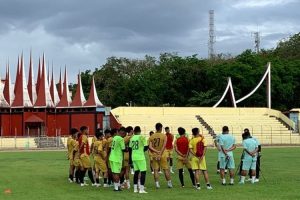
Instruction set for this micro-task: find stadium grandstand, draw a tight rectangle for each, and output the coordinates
[111,107,300,146]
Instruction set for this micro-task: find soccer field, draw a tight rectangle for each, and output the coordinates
[1,148,300,200]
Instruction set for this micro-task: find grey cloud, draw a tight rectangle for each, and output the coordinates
[0,0,299,82]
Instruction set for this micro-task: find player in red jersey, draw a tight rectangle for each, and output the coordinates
[174,127,195,187]
[165,127,174,173]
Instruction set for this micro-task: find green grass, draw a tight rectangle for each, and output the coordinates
[0,148,300,200]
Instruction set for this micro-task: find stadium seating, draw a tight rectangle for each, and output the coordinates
[111,107,300,145]
[0,137,37,149]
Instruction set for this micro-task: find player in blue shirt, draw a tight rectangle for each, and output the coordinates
[219,126,236,185]
[239,130,258,184]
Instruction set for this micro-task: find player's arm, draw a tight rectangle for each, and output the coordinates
[159,135,167,156]
[174,140,184,157]
[227,144,236,152]
[149,139,160,154]
[221,145,228,156]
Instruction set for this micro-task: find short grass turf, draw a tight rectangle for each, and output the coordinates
[1,148,300,200]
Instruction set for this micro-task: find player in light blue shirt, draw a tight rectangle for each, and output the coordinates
[219,126,236,185]
[239,130,258,184]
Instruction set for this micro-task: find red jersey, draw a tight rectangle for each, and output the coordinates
[166,133,174,150]
[79,134,90,155]
[176,136,189,155]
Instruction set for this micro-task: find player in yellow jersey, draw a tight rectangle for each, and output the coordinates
[148,131,154,174]
[105,129,114,186]
[93,129,109,187]
[149,123,172,188]
[90,132,98,175]
[78,126,96,186]
[73,129,82,184]
[121,126,133,189]
[67,128,77,183]
[189,128,212,190]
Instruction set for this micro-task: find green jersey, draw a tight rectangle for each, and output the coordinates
[109,135,125,163]
[129,135,147,161]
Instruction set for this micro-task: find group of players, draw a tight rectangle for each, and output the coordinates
[66,123,261,193]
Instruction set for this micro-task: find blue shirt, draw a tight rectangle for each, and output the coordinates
[219,134,235,158]
[242,137,258,161]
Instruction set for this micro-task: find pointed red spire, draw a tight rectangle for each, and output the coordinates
[14,56,20,95]
[0,63,10,107]
[50,66,60,106]
[85,76,103,107]
[56,66,71,107]
[57,68,63,98]
[11,53,33,107]
[3,62,14,105]
[34,54,54,108]
[27,51,37,104]
[71,73,86,107]
[36,57,41,94]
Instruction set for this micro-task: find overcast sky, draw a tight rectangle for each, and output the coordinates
[0,0,299,83]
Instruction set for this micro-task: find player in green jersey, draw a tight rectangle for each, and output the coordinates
[109,127,126,191]
[129,126,148,194]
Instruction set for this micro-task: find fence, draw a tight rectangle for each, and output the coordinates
[0,128,299,150]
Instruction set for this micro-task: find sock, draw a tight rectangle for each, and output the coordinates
[134,184,138,191]
[188,169,195,186]
[134,171,139,185]
[88,170,95,184]
[76,170,81,183]
[141,171,146,186]
[140,185,144,191]
[251,176,256,183]
[114,182,118,190]
[138,179,141,187]
[69,174,73,180]
[170,158,173,167]
[120,176,124,184]
[82,170,87,184]
[179,169,184,186]
[96,178,100,184]
[222,178,226,184]
[240,176,245,183]
[155,181,160,187]
[230,178,234,184]
[197,183,200,188]
[104,178,107,184]
[167,180,172,185]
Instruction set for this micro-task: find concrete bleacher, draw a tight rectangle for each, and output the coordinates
[0,137,37,149]
[111,107,300,145]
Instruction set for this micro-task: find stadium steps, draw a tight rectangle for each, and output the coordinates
[34,137,65,148]
[269,115,294,130]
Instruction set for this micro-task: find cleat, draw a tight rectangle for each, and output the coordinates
[207,185,213,190]
[221,183,226,186]
[255,179,259,183]
[68,178,73,183]
[239,182,245,185]
[139,190,148,194]
[229,183,234,186]
[196,187,201,190]
[134,189,138,193]
[103,184,109,188]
